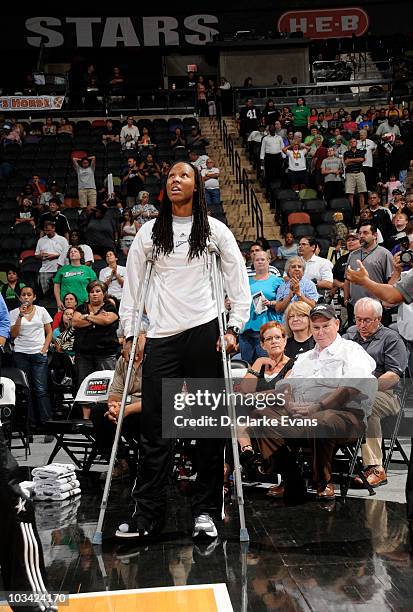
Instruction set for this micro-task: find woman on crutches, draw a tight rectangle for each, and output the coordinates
[117,161,250,541]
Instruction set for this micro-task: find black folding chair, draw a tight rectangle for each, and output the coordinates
[381,375,410,471]
[333,435,376,498]
[45,370,115,472]
[1,368,31,460]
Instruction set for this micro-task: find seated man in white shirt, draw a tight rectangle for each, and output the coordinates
[249,304,376,501]
[298,236,333,301]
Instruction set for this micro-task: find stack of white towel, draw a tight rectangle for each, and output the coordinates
[31,463,81,502]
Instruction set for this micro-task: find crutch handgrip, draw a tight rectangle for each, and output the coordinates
[207,241,220,255]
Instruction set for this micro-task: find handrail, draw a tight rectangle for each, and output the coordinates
[216,117,263,239]
[250,189,264,237]
[242,168,250,217]
[234,150,241,186]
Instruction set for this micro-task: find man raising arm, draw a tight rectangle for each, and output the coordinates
[346,252,411,305]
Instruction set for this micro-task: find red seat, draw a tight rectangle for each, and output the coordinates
[19,249,36,262]
[287,212,311,227]
[71,150,87,160]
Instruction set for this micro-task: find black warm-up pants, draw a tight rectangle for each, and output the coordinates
[133,319,225,526]
[0,427,56,611]
[264,153,284,186]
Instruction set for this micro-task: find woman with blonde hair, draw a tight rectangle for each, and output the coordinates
[284,301,314,358]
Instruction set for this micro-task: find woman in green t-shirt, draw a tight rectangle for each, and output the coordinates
[53,246,97,309]
[291,97,311,137]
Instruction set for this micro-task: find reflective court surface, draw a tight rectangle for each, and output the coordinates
[4,464,413,612]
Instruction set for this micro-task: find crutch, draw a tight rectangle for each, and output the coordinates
[208,242,249,543]
[93,251,154,545]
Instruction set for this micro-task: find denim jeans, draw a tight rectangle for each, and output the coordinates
[205,189,221,206]
[399,169,408,186]
[13,352,52,427]
[239,330,267,365]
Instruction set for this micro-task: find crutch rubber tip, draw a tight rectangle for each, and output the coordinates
[92,531,103,545]
[239,528,250,543]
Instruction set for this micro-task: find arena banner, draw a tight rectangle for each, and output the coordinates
[0,3,411,49]
[0,95,65,111]
[277,7,370,40]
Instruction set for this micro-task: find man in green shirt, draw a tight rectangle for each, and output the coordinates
[291,97,311,136]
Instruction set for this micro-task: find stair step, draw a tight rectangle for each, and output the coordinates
[199,117,284,241]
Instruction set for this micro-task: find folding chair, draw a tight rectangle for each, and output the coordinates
[45,370,115,472]
[285,430,375,500]
[333,436,376,498]
[1,368,31,460]
[48,352,76,419]
[381,374,410,471]
[0,376,16,444]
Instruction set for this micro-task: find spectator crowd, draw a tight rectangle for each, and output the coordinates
[0,101,412,505]
[240,97,413,208]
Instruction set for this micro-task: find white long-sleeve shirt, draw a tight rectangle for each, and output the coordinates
[260,134,284,159]
[288,334,377,419]
[120,216,251,338]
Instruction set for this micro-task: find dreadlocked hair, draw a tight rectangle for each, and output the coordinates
[151,161,211,260]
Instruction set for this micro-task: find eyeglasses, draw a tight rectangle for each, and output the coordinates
[355,317,378,325]
[299,242,310,247]
[288,314,309,320]
[262,335,284,343]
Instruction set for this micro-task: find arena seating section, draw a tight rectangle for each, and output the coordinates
[0,116,228,281]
